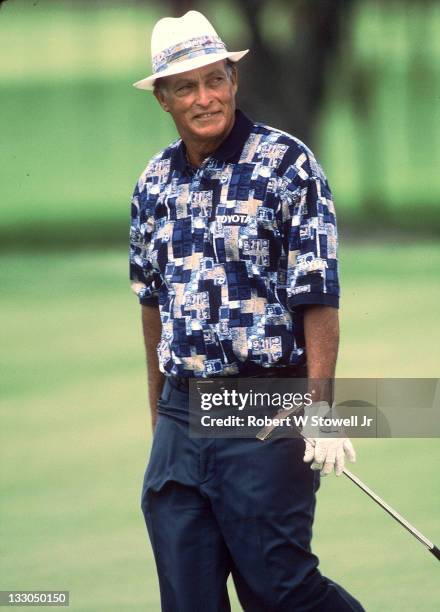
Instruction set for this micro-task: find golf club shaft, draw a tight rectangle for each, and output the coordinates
[256,411,439,561]
[302,436,440,561]
[341,467,439,558]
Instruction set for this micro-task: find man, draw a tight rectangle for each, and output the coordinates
[130,10,363,612]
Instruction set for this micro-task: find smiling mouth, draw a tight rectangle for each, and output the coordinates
[193,111,220,120]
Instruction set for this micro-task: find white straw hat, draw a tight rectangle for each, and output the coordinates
[133,10,249,91]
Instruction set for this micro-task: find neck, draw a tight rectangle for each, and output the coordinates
[184,121,235,168]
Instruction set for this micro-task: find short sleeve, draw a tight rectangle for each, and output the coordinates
[283,151,340,309]
[129,172,163,307]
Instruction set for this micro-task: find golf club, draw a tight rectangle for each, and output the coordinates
[340,464,440,561]
[256,418,440,563]
[303,436,440,562]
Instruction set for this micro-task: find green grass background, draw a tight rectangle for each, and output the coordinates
[1,245,439,611]
[1,1,440,610]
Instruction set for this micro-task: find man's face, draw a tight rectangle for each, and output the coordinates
[154,60,238,146]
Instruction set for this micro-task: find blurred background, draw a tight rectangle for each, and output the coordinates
[1,1,439,610]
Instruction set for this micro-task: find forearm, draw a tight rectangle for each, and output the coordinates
[301,306,356,474]
[141,304,165,432]
[303,305,339,402]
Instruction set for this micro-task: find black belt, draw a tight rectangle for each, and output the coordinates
[168,364,307,393]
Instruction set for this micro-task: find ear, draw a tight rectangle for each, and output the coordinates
[154,87,170,112]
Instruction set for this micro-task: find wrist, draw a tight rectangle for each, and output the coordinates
[303,401,344,438]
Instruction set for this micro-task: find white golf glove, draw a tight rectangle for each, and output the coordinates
[303,437,356,476]
[302,402,356,476]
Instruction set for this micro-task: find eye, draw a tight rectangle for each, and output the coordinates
[176,84,192,95]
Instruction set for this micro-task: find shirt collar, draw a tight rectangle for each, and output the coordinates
[171,109,254,172]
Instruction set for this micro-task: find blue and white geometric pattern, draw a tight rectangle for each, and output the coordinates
[130,111,339,377]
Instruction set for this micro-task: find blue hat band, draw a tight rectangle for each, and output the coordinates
[153,35,227,74]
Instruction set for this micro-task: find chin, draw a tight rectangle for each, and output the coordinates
[204,125,225,138]
[197,118,227,138]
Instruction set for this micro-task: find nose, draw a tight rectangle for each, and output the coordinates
[195,83,212,107]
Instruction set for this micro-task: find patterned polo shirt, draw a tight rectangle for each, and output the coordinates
[130,110,339,377]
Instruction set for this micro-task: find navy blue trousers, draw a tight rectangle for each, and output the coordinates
[141,379,364,612]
